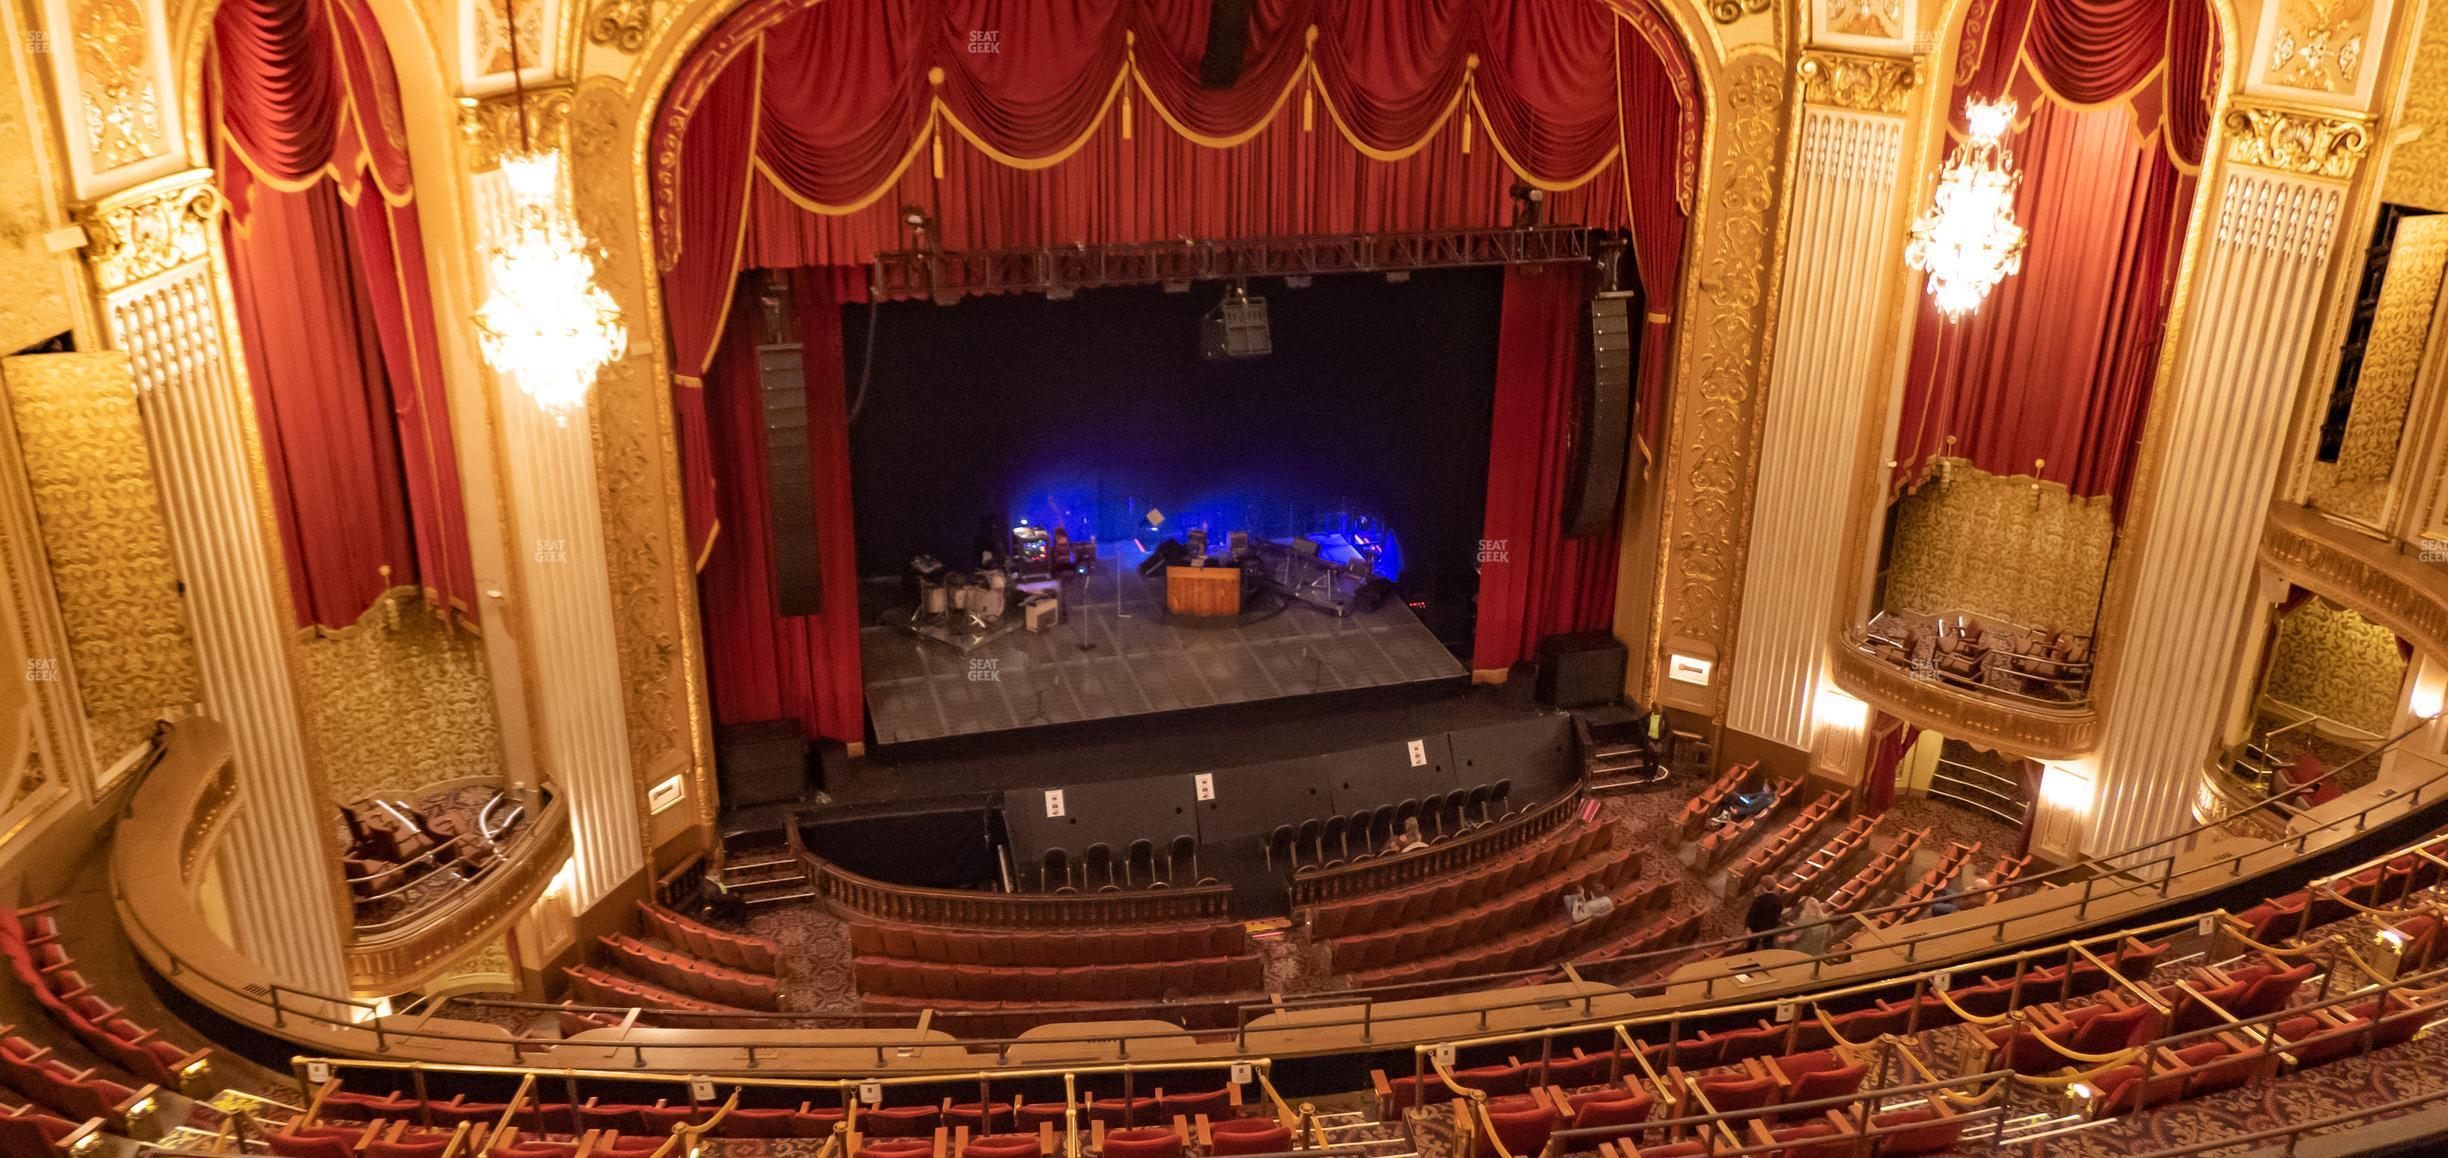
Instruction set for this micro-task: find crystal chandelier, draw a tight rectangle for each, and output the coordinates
[1905,97,2027,320]
[471,0,625,422]
[475,153,625,421]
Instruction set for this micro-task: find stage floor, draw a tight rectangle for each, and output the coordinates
[859,552,1466,746]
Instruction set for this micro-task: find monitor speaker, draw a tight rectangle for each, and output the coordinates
[758,339,824,617]
[1564,290,1639,539]
[1198,0,1254,88]
[716,720,808,808]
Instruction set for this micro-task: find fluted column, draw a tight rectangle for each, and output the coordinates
[80,173,351,996]
[1725,54,1914,775]
[2084,125,2360,858]
[475,166,642,910]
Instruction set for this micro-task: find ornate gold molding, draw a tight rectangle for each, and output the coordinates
[1829,642,2101,759]
[2221,103,2372,180]
[1797,50,1916,115]
[457,88,575,174]
[74,170,218,293]
[2262,503,2448,663]
[297,592,506,808]
[587,0,659,53]
[344,792,572,994]
[179,759,236,883]
[1710,0,1774,23]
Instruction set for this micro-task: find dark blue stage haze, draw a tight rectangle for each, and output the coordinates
[842,267,1504,643]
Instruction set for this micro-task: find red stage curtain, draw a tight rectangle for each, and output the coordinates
[1863,711,1917,813]
[1471,264,1620,672]
[699,270,868,743]
[211,0,474,628]
[1893,0,2213,506]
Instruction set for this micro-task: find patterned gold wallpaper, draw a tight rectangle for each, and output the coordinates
[0,353,200,762]
[1884,460,2117,634]
[2316,215,2448,523]
[2262,597,2408,737]
[0,30,69,353]
[2386,0,2448,211]
[298,593,505,806]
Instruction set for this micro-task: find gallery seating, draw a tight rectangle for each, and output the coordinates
[0,906,208,1092]
[1766,814,1882,903]
[1305,820,1616,940]
[846,919,1247,967]
[636,903,780,974]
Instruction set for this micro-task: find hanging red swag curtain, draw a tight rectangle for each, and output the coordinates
[657,0,1699,737]
[1890,0,2215,508]
[211,0,476,629]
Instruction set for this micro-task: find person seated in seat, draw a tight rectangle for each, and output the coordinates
[1709,788,1775,830]
[1386,818,1429,854]
[1562,889,1615,925]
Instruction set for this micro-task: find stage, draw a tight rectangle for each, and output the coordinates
[857,544,1467,747]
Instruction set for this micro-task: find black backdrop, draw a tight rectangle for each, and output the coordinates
[842,267,1505,640]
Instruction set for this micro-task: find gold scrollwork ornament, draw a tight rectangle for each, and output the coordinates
[78,178,221,293]
[2221,104,2371,179]
[585,0,655,54]
[1710,0,1774,24]
[1798,51,1917,115]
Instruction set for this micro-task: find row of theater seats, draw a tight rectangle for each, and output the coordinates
[635,903,779,975]
[1724,791,1847,894]
[1346,878,1673,989]
[595,935,780,1011]
[2234,837,2448,944]
[852,952,1264,1004]
[1687,779,1801,871]
[0,905,206,1091]
[1822,827,1925,915]
[847,919,1248,967]
[1306,819,1616,940]
[274,1122,662,1158]
[1671,765,1756,842]
[1764,814,1880,903]
[859,990,1248,1038]
[1327,843,1640,973]
[563,966,745,1026]
[1570,906,1708,974]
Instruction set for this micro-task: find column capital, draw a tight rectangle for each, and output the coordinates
[1796,49,1917,116]
[2221,101,2375,181]
[73,169,220,295]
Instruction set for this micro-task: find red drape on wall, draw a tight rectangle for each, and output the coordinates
[1863,711,1917,814]
[654,0,1699,734]
[1472,264,1620,672]
[700,270,869,742]
[211,0,475,628]
[1894,0,2214,507]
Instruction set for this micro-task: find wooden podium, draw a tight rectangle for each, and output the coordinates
[1165,565,1241,626]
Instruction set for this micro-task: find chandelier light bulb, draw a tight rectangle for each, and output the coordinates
[474,150,627,422]
[1906,97,2027,321]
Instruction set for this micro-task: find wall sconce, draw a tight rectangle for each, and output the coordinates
[1815,688,1870,732]
[2411,668,2445,721]
[545,858,577,900]
[2038,760,2095,816]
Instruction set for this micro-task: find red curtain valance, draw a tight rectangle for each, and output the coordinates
[651,0,1701,381]
[211,0,476,629]
[1951,0,2217,167]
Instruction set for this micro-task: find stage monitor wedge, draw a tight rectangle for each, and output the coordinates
[1564,289,1639,539]
[758,340,825,616]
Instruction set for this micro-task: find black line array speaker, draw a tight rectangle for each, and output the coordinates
[757,340,825,617]
[1537,631,1626,708]
[716,720,808,808]
[1199,0,1255,88]
[1564,289,1639,539]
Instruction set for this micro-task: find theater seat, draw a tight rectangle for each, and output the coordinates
[1205,1118,1290,1156]
[856,1140,937,1158]
[1099,1126,1182,1158]
[962,1135,1041,1158]
[1473,1096,1555,1158]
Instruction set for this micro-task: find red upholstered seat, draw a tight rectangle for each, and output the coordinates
[1099,1127,1182,1158]
[864,1105,943,1137]
[1086,1097,1157,1128]
[718,1109,798,1138]
[366,1134,453,1158]
[961,1134,1042,1158]
[791,1107,848,1138]
[1866,1107,1962,1156]
[856,1141,937,1158]
[2232,962,2316,1018]
[1771,1052,1867,1117]
[1561,1088,1651,1142]
[2172,1041,2268,1097]
[1205,1118,1291,1156]
[269,1133,358,1158]
[1472,1096,1555,1158]
[1154,1088,1231,1121]
[944,1103,1012,1134]
[2092,1063,2186,1117]
[2068,1003,2162,1056]
[578,1102,650,1135]
[1691,1073,1777,1114]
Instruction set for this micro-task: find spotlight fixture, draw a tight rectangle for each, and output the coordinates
[899,203,938,251]
[1509,181,1546,228]
[1385,270,1411,284]
[1906,97,2027,319]
[1284,275,1311,289]
[1199,282,1270,360]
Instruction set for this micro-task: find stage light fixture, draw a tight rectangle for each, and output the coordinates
[899,203,938,251]
[1510,181,1546,228]
[1199,283,1270,360]
[1284,275,1311,288]
[1385,270,1411,284]
[1163,279,1192,293]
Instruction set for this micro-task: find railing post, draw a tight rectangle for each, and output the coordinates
[269,986,285,1028]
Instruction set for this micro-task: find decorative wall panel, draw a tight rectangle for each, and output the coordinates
[0,25,71,352]
[1883,461,2116,635]
[2313,214,2448,524]
[0,352,199,764]
[298,593,505,806]
[2262,597,2407,736]
[33,0,182,197]
[2383,0,2448,211]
